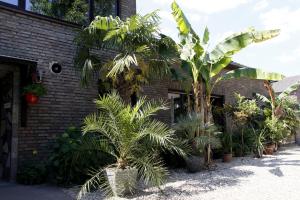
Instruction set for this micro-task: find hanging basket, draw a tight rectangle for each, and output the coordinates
[25,93,39,105]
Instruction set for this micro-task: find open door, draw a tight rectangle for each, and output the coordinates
[0,65,19,181]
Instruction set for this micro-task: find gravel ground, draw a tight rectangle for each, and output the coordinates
[66,145,300,200]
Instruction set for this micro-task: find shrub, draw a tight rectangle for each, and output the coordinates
[17,162,47,185]
[48,127,114,185]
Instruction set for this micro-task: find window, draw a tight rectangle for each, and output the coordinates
[1,0,119,24]
[168,91,193,124]
[1,0,17,5]
[94,0,118,17]
[168,91,225,130]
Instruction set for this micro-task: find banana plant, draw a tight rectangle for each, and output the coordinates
[256,81,300,119]
[171,1,284,165]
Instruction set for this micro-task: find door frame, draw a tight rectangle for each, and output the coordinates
[0,64,20,181]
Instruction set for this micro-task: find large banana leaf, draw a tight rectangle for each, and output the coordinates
[171,1,195,36]
[209,28,280,63]
[210,57,232,77]
[278,81,300,99]
[255,93,271,104]
[221,67,284,81]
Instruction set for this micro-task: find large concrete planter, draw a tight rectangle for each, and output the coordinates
[105,167,138,196]
[184,155,204,173]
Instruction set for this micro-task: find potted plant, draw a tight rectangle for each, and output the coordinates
[76,92,185,199]
[251,127,265,158]
[174,113,221,172]
[221,132,233,162]
[23,83,46,105]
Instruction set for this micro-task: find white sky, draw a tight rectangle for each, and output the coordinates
[137,0,300,77]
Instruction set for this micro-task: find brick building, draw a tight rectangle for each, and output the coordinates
[0,0,267,181]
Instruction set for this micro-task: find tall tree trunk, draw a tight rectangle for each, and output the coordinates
[264,80,276,119]
[204,93,212,165]
[193,81,203,114]
[193,80,204,137]
[187,94,192,114]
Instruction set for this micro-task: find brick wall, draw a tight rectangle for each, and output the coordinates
[0,0,136,164]
[141,71,269,130]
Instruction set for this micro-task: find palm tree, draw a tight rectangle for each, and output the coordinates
[174,113,221,169]
[74,11,178,96]
[171,1,284,164]
[76,91,186,199]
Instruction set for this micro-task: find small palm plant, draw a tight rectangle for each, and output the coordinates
[174,113,221,171]
[77,91,185,199]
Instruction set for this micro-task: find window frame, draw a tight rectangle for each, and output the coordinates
[0,0,120,24]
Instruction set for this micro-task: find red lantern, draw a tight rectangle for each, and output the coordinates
[25,93,39,105]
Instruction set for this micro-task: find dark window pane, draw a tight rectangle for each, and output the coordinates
[26,0,89,24]
[1,0,18,5]
[94,0,117,17]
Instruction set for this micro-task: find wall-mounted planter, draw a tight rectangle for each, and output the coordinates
[23,83,46,106]
[25,93,39,105]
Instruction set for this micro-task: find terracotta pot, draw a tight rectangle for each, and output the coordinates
[25,93,39,105]
[223,153,233,163]
[264,143,275,155]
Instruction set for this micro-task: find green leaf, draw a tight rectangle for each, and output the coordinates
[221,67,284,81]
[203,26,210,45]
[179,35,196,61]
[171,1,194,36]
[209,28,280,63]
[278,81,300,99]
[210,57,232,77]
[255,93,271,104]
[89,16,121,32]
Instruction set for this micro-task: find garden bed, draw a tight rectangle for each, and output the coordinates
[65,145,300,200]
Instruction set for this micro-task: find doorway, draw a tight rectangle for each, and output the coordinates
[0,65,19,181]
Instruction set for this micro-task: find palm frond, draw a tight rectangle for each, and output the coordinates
[132,155,168,187]
[77,168,110,200]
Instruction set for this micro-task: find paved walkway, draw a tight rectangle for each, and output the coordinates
[0,182,72,200]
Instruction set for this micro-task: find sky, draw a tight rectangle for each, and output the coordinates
[137,0,300,77]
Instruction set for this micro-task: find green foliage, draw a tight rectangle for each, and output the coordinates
[174,113,221,156]
[233,93,261,124]
[264,117,287,143]
[250,127,266,158]
[221,68,284,82]
[48,127,114,185]
[30,0,89,24]
[232,128,254,156]
[17,162,47,185]
[78,92,186,199]
[256,82,300,143]
[75,11,178,94]
[224,94,263,156]
[23,83,47,97]
[220,132,232,154]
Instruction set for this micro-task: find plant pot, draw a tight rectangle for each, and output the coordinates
[295,129,300,145]
[105,167,138,197]
[184,155,204,173]
[264,143,275,155]
[25,93,39,105]
[223,153,233,163]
